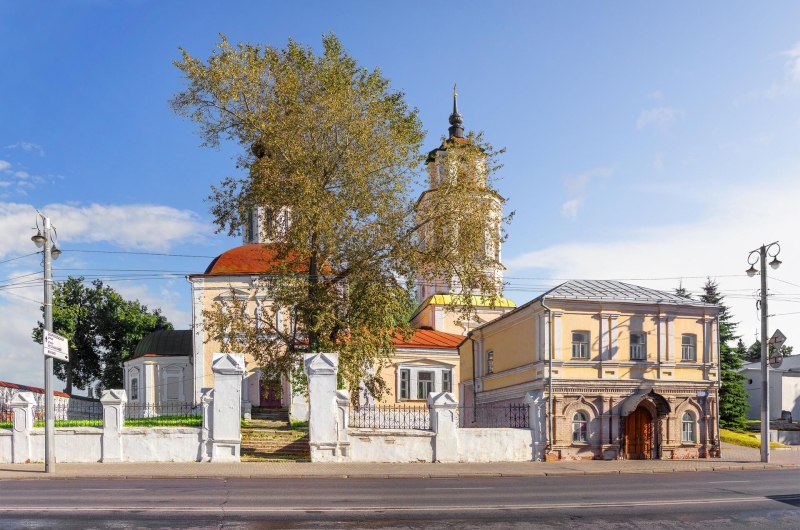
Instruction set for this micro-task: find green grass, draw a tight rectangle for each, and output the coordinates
[124,416,202,428]
[0,421,11,429]
[290,420,309,430]
[720,428,786,449]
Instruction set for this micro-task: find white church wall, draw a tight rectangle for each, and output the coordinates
[347,428,435,462]
[121,427,203,462]
[0,431,11,463]
[456,428,533,462]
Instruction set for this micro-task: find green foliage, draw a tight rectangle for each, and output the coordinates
[720,428,785,449]
[699,279,749,431]
[674,281,692,299]
[173,34,509,400]
[123,416,202,428]
[32,276,172,394]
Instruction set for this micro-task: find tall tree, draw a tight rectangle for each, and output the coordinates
[674,280,692,299]
[699,278,749,431]
[171,34,509,398]
[33,277,172,394]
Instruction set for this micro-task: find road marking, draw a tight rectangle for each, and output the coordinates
[81,488,146,491]
[424,487,495,490]
[2,495,799,513]
[708,481,751,484]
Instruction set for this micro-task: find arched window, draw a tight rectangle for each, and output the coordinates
[572,411,588,443]
[681,411,695,443]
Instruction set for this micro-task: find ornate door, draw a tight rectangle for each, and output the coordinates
[625,406,653,460]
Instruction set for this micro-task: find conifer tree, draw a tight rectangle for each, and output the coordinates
[700,278,749,431]
[674,280,692,299]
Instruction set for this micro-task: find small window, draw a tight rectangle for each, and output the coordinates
[442,370,452,393]
[681,412,695,443]
[399,369,410,400]
[486,350,494,374]
[681,334,697,361]
[572,411,588,443]
[630,333,646,360]
[417,371,434,400]
[572,332,589,359]
[130,378,138,401]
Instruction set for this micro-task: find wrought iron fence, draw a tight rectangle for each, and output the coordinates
[458,403,529,428]
[349,404,430,430]
[0,402,12,428]
[32,401,103,427]
[124,402,202,427]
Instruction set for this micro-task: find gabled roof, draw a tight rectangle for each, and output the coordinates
[0,380,70,398]
[394,329,464,350]
[130,330,192,360]
[742,355,800,372]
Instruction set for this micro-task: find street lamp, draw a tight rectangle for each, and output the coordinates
[32,212,58,473]
[746,241,781,464]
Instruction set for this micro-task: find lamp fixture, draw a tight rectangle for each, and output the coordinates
[746,265,758,277]
[769,256,782,270]
[50,246,62,260]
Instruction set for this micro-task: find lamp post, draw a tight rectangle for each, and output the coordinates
[31,212,61,473]
[746,241,781,464]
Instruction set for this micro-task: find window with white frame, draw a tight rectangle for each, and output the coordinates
[399,369,410,400]
[630,333,647,360]
[572,411,588,443]
[486,350,494,374]
[572,331,589,359]
[442,370,452,393]
[681,334,697,361]
[417,371,434,400]
[681,411,695,443]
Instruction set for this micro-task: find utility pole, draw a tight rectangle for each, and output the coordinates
[32,212,61,473]
[746,241,782,464]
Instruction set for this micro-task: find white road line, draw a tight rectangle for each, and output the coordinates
[424,487,495,490]
[1,495,798,513]
[708,481,751,484]
[81,488,146,491]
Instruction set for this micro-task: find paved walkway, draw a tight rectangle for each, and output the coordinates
[1,443,797,480]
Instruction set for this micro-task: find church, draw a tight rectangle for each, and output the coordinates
[122,93,516,419]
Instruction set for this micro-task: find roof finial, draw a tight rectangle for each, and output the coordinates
[448,83,464,139]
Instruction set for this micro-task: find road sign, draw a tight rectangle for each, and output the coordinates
[768,329,786,348]
[43,329,68,362]
[769,350,783,369]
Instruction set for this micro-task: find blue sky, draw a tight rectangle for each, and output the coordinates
[2,1,800,389]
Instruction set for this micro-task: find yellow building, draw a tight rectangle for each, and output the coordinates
[459,280,721,460]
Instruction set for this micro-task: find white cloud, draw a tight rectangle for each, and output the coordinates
[654,152,664,171]
[0,201,211,258]
[648,90,663,100]
[14,171,29,179]
[560,167,613,220]
[781,41,800,84]
[0,160,10,171]
[636,107,685,130]
[505,173,800,349]
[5,142,44,156]
[0,182,10,188]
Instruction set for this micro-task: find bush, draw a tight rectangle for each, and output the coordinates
[720,428,785,449]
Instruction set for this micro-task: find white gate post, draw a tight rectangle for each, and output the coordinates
[100,389,127,463]
[210,353,245,462]
[199,387,214,462]
[428,392,458,463]
[10,391,36,464]
[524,390,546,461]
[304,352,343,461]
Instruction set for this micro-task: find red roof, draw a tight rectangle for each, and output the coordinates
[0,380,70,398]
[199,244,307,276]
[393,329,465,350]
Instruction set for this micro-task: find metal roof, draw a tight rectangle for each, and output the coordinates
[542,280,716,307]
[131,330,193,360]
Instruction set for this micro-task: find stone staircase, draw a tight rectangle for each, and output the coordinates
[241,407,309,461]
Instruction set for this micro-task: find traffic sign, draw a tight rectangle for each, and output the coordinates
[768,329,786,348]
[769,349,783,369]
[43,329,68,362]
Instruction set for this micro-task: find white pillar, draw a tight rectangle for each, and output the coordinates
[304,352,343,461]
[100,389,127,463]
[599,314,609,361]
[552,311,563,360]
[428,391,458,463]
[210,353,245,462]
[609,315,619,360]
[524,390,546,461]
[657,315,667,363]
[10,391,35,464]
[199,388,214,462]
[335,389,350,457]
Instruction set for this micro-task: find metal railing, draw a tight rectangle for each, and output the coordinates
[34,401,103,427]
[124,402,201,427]
[349,404,430,430]
[458,403,529,428]
[0,402,12,428]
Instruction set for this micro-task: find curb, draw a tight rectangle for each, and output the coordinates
[0,464,796,481]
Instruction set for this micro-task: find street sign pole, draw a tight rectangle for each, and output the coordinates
[759,245,770,464]
[43,216,55,474]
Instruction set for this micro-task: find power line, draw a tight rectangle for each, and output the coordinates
[0,252,41,265]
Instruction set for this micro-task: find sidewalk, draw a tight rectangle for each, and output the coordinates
[1,443,797,480]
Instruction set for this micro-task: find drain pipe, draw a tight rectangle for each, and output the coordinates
[541,297,553,456]
[470,332,477,422]
[716,314,722,458]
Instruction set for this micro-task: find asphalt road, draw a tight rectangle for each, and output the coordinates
[1,469,799,529]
